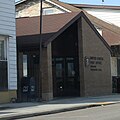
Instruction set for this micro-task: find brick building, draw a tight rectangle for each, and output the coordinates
[17,12,112,101]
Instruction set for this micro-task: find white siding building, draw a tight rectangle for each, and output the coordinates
[82,8,120,27]
[0,0,17,103]
[73,4,120,27]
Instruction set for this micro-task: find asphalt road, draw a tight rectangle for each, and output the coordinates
[17,103,120,120]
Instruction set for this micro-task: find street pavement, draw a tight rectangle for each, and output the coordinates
[0,94,120,120]
[17,103,120,120]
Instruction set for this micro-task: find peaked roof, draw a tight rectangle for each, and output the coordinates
[17,11,112,52]
[51,1,120,34]
[16,12,79,36]
[16,0,120,46]
[50,1,120,46]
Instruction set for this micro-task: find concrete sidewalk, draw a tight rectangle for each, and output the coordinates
[0,94,120,120]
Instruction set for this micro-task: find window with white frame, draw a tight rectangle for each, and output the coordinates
[0,36,7,60]
[43,8,54,15]
[0,36,8,90]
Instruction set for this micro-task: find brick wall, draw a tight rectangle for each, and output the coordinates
[79,16,112,97]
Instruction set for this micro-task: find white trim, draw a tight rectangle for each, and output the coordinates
[4,38,7,60]
[7,37,10,90]
[46,0,71,12]
[0,34,12,37]
[0,60,7,62]
[15,0,26,5]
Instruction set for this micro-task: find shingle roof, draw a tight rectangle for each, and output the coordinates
[51,0,120,45]
[16,12,79,36]
[17,11,112,52]
[16,0,120,46]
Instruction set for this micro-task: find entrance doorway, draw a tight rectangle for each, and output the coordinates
[18,52,39,102]
[53,57,80,97]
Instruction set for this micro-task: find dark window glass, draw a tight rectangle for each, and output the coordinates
[67,63,75,77]
[117,58,120,76]
[0,61,8,90]
[56,63,62,78]
[0,40,4,60]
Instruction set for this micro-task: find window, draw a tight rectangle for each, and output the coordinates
[0,37,7,60]
[23,55,28,77]
[0,61,8,90]
[43,8,54,15]
[56,63,62,78]
[117,58,120,76]
[0,36,8,90]
[67,62,75,77]
[0,40,4,60]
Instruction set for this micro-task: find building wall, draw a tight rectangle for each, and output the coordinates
[83,8,120,27]
[81,17,112,96]
[111,57,117,76]
[16,0,65,18]
[41,43,53,100]
[0,90,16,104]
[0,0,17,102]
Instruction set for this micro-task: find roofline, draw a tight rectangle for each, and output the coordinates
[81,12,112,53]
[15,0,71,12]
[44,12,80,46]
[44,11,112,53]
[15,0,27,5]
[46,0,70,12]
[0,34,12,37]
[72,4,120,10]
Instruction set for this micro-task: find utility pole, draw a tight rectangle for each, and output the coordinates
[38,0,43,101]
[102,0,104,5]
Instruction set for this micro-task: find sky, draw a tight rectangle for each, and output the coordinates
[60,0,120,6]
[15,0,120,6]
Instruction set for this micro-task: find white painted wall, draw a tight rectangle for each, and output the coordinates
[0,0,17,90]
[16,0,67,18]
[83,8,120,27]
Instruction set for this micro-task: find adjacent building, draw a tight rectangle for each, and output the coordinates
[0,0,17,103]
[73,4,120,27]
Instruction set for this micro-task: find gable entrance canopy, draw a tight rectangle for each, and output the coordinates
[17,11,112,101]
[17,11,111,51]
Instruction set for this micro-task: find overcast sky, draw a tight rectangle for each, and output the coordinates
[15,0,120,6]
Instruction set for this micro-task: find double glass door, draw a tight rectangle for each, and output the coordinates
[53,57,80,97]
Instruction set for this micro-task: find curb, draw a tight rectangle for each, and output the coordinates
[0,102,115,120]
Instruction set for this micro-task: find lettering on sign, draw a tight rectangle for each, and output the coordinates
[85,56,104,71]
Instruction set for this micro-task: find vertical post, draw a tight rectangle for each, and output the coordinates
[38,0,43,100]
[102,0,104,5]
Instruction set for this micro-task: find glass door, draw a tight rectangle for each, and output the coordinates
[65,58,80,96]
[53,57,80,97]
[53,58,64,97]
